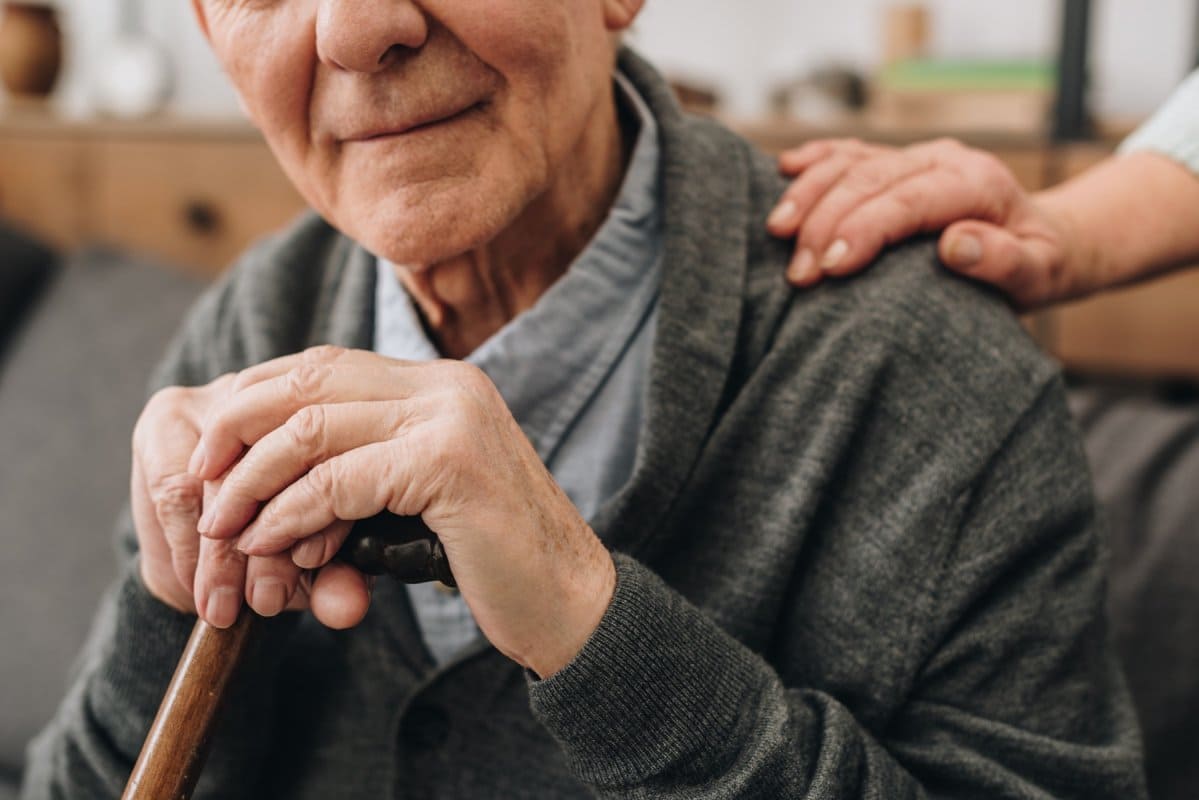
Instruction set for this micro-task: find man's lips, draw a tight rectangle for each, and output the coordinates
[342,102,483,143]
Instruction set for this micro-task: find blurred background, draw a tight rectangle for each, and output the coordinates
[3,0,1198,375]
[2,2,1199,798]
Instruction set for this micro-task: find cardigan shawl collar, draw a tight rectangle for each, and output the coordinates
[318,48,749,564]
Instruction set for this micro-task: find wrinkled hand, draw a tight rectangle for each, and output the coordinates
[192,346,616,678]
[768,137,1078,310]
[131,375,340,629]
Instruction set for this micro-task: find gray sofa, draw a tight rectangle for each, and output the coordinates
[0,229,204,800]
[1,224,1197,799]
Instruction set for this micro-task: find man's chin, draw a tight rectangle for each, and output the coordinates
[342,195,519,268]
[354,222,494,269]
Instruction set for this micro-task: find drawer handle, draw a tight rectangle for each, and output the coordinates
[184,200,222,235]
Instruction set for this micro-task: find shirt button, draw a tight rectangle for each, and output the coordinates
[401,703,451,751]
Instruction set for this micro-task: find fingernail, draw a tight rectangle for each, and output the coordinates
[292,536,326,569]
[187,442,207,476]
[946,234,982,268]
[251,578,288,617]
[788,249,816,282]
[767,199,798,230]
[821,239,850,271]
[197,503,217,536]
[207,586,240,629]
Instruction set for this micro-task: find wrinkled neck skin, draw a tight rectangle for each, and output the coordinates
[394,81,631,359]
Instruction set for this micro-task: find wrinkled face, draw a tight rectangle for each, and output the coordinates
[193,0,639,265]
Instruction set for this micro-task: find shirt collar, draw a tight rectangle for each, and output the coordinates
[375,70,663,459]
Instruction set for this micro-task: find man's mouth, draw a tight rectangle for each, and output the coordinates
[344,101,485,143]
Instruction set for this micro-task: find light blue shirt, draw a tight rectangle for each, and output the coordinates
[1120,68,1199,176]
[373,73,662,666]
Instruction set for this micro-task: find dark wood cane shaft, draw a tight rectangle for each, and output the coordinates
[122,514,451,800]
[121,612,256,800]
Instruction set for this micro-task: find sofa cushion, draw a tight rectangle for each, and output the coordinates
[1072,384,1199,800]
[0,249,204,783]
[0,224,57,364]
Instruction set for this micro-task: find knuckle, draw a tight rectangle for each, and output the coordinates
[306,460,337,499]
[255,501,287,536]
[285,364,331,401]
[150,385,187,408]
[150,472,201,516]
[965,149,1005,177]
[139,387,186,435]
[231,370,259,394]
[798,140,832,159]
[441,360,493,404]
[931,136,965,152]
[287,405,328,453]
[201,403,235,444]
[209,372,237,393]
[303,344,348,364]
[889,184,923,216]
[203,542,246,574]
[843,162,889,194]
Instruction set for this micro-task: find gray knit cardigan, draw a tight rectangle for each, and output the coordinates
[23,50,1146,799]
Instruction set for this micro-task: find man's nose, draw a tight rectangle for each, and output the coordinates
[316,0,429,73]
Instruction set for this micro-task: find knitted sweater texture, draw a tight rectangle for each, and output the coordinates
[22,50,1146,799]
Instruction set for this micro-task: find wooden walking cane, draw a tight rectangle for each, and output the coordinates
[121,514,455,800]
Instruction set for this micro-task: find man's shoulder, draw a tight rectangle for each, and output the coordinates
[720,168,1065,474]
[656,105,1061,444]
[766,236,1060,439]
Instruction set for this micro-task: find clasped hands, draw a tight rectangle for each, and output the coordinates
[131,345,616,678]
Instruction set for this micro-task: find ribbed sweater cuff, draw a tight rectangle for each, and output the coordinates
[527,553,770,790]
[88,567,203,750]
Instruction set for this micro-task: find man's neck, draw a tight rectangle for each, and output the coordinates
[394,81,635,360]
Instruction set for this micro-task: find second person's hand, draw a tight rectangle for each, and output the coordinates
[769,137,1081,310]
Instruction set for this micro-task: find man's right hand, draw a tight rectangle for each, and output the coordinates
[768,137,1081,311]
[130,375,313,628]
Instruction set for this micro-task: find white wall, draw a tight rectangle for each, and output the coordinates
[48,0,1196,120]
[52,0,238,117]
[632,0,1195,117]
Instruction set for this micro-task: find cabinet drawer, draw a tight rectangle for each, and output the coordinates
[0,133,86,249]
[89,138,306,275]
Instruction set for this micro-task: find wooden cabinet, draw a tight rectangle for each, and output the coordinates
[1045,270,1199,379]
[0,132,87,248]
[88,138,305,273]
[0,114,306,276]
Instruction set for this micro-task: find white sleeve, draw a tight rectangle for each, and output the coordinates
[1118,68,1199,176]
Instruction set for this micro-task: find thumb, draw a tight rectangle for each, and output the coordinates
[938,221,1050,307]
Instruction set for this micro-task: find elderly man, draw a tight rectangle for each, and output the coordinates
[24,1,1145,798]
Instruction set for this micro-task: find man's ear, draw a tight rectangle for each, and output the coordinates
[191,0,211,44]
[603,0,644,33]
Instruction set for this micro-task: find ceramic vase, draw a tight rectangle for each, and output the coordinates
[93,0,174,118]
[0,2,63,98]
[94,34,173,118]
